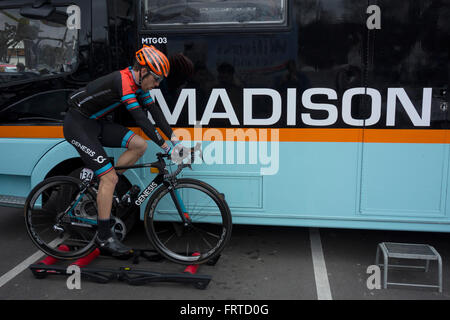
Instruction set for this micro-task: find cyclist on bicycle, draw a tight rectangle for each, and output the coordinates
[63,45,180,256]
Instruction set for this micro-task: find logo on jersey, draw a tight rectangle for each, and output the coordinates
[94,156,107,164]
[71,140,95,157]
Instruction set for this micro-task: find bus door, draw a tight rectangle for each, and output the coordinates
[360,0,450,221]
[293,0,368,221]
[139,0,293,214]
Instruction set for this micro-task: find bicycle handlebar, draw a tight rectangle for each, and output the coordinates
[162,142,202,179]
[114,143,201,178]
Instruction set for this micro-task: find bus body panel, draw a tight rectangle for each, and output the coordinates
[30,140,80,187]
[181,140,450,231]
[0,138,61,176]
[1,0,449,232]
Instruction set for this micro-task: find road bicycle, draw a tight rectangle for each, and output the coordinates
[24,144,232,265]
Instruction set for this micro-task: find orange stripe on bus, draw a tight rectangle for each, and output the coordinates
[362,129,450,144]
[0,126,64,138]
[1,126,449,144]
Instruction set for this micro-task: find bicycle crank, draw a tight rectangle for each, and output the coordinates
[111,216,127,241]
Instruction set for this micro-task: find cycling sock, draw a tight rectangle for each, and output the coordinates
[98,218,112,240]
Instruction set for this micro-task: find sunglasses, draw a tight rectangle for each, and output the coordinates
[141,68,164,83]
[148,70,164,83]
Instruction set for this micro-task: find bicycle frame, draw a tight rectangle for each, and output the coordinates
[114,153,190,225]
[65,145,200,228]
[56,154,182,230]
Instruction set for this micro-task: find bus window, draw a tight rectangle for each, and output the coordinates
[0,89,73,124]
[0,8,78,86]
[142,0,286,27]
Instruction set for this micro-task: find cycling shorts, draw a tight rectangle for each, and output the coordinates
[63,108,136,177]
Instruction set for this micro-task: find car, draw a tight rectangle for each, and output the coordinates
[0,64,17,72]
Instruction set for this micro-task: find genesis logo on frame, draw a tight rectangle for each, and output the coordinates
[135,182,159,206]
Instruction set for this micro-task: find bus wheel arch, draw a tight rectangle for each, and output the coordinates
[45,157,85,180]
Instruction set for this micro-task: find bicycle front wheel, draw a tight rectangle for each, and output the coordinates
[144,178,232,264]
[24,176,98,260]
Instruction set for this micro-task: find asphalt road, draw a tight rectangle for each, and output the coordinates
[0,205,449,301]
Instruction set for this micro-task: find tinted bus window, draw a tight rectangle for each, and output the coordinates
[0,8,78,86]
[142,0,286,27]
[0,89,73,124]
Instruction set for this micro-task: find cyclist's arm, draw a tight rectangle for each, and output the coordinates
[138,91,178,145]
[115,73,167,148]
[120,93,165,147]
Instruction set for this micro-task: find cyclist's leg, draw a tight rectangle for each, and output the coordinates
[99,121,147,174]
[97,169,118,220]
[64,110,130,254]
[63,109,114,180]
[116,135,147,174]
[64,109,116,217]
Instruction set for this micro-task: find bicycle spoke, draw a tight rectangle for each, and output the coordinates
[163,232,176,246]
[199,234,213,249]
[179,192,215,223]
[192,225,221,239]
[30,222,54,229]
[155,228,171,235]
[30,213,55,219]
[191,197,215,219]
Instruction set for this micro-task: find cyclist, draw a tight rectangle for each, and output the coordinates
[63,45,180,256]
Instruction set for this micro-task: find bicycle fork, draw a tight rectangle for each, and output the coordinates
[168,187,191,227]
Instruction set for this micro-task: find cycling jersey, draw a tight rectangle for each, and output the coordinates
[64,66,174,177]
[68,66,173,144]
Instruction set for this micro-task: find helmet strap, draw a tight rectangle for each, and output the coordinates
[141,66,152,81]
[135,66,152,87]
[138,69,142,86]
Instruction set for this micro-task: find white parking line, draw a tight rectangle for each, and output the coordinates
[0,238,63,288]
[309,228,333,300]
[0,250,46,288]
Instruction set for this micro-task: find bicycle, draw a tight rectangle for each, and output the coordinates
[24,143,232,265]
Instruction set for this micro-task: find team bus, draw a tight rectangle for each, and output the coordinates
[0,0,449,233]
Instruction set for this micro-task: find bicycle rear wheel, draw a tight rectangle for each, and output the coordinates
[144,178,232,264]
[24,176,98,260]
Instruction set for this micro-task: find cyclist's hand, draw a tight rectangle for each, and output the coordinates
[161,142,171,154]
[169,142,185,164]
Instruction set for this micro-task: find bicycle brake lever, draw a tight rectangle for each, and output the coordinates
[193,142,203,161]
[171,142,202,165]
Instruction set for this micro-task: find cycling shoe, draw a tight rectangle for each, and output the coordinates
[95,233,133,257]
